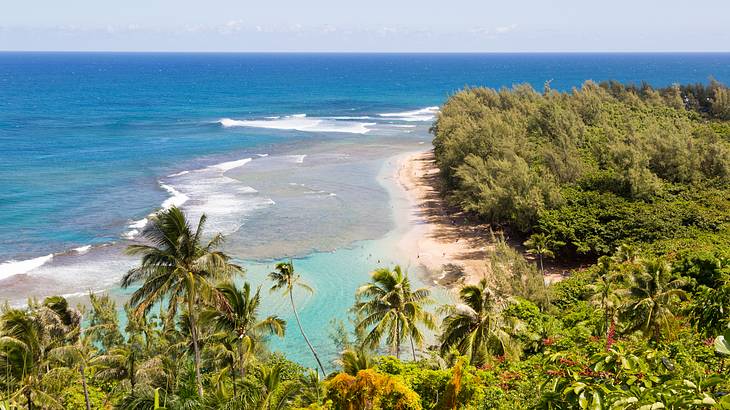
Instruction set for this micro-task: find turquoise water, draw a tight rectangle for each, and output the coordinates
[2,52,730,367]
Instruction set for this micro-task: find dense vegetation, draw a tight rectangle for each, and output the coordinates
[2,81,730,409]
[433,80,730,258]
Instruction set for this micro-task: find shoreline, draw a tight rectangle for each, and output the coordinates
[391,149,493,289]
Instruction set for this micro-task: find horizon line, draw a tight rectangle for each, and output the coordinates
[2,50,730,54]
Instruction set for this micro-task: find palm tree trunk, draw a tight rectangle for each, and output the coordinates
[231,357,237,397]
[130,353,136,392]
[409,334,417,361]
[239,338,247,379]
[539,254,551,308]
[188,294,204,397]
[289,291,326,376]
[395,319,401,359]
[80,364,91,410]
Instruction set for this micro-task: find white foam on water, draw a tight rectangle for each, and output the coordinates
[126,157,254,239]
[60,291,91,299]
[326,115,375,120]
[129,218,148,229]
[121,179,191,240]
[160,183,190,209]
[72,245,92,254]
[157,157,274,236]
[256,154,269,157]
[288,154,307,164]
[21,251,138,300]
[122,230,138,240]
[210,157,252,172]
[219,114,375,134]
[0,254,54,281]
[378,106,440,122]
[122,217,149,239]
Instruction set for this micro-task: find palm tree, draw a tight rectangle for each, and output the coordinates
[523,233,561,275]
[269,261,326,376]
[354,266,435,361]
[612,243,640,264]
[295,369,324,407]
[622,258,687,342]
[85,292,124,351]
[203,281,286,385]
[588,256,625,336]
[48,328,95,410]
[242,364,299,410]
[92,304,167,394]
[121,206,242,397]
[439,279,512,366]
[203,336,239,398]
[338,349,374,376]
[0,305,69,410]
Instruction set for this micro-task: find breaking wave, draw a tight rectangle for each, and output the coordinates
[378,106,439,122]
[219,114,374,134]
[0,254,54,281]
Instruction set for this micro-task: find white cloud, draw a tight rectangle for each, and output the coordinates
[219,19,244,34]
[495,24,518,34]
[470,27,491,35]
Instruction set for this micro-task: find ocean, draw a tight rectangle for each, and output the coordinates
[1,52,729,366]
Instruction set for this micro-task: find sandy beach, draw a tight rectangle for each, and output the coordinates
[395,150,494,288]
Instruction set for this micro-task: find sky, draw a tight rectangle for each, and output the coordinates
[2,0,729,52]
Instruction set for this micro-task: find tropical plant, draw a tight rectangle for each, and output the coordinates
[621,258,687,341]
[85,292,124,351]
[269,261,326,376]
[439,279,513,366]
[587,256,625,336]
[241,363,300,410]
[612,243,640,264]
[716,325,730,356]
[524,233,563,275]
[354,266,435,360]
[48,324,96,410]
[338,348,375,376]
[326,369,422,410]
[0,298,79,410]
[203,281,286,387]
[121,206,242,396]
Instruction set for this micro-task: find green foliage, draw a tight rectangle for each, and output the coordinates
[490,236,550,309]
[713,87,730,120]
[354,266,435,360]
[433,81,730,259]
[61,383,108,410]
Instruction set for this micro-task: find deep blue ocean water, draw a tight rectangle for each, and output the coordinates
[1,52,729,366]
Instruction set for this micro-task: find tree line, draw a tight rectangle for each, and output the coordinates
[432,80,730,258]
[1,206,729,409]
